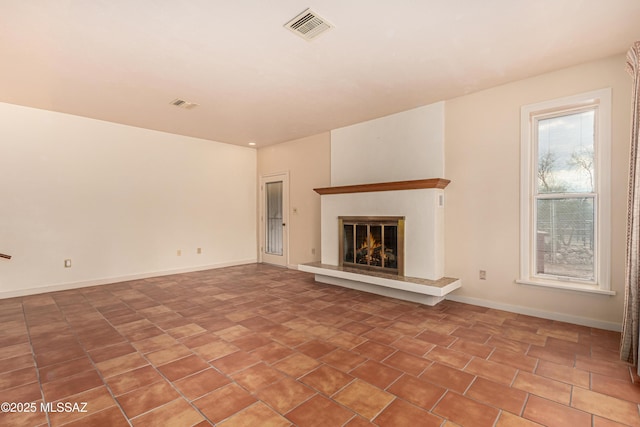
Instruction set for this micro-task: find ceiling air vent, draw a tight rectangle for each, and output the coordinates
[284,8,333,40]
[170,98,198,110]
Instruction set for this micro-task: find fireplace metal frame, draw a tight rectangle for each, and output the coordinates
[338,216,405,276]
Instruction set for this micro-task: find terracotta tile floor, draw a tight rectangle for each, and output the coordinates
[0,263,639,426]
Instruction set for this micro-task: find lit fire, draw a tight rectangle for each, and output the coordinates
[343,222,399,270]
[358,233,383,264]
[360,233,380,251]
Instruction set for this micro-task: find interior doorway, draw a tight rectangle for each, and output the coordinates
[260,172,289,267]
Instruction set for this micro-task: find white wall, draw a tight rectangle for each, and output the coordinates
[331,102,445,186]
[0,102,257,297]
[257,133,331,268]
[445,54,629,329]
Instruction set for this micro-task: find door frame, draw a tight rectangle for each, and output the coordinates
[259,171,290,267]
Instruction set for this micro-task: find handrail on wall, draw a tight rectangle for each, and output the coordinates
[0,253,11,260]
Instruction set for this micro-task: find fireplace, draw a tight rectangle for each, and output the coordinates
[299,178,460,307]
[339,216,404,275]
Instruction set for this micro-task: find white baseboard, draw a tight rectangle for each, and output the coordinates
[446,294,621,332]
[0,258,257,300]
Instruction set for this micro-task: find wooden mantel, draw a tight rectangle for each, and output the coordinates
[313,178,450,195]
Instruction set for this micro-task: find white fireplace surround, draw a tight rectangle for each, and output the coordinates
[324,189,443,280]
[299,178,461,306]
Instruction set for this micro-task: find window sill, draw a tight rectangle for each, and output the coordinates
[516,279,616,296]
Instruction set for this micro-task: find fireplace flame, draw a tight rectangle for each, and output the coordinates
[359,233,383,263]
[360,233,380,251]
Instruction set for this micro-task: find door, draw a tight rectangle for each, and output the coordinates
[260,173,289,267]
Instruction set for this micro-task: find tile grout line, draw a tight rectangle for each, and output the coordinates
[55,293,134,427]
[21,300,53,427]
[71,285,217,425]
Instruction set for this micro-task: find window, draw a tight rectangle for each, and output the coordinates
[519,89,613,294]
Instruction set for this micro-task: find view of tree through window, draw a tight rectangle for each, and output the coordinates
[535,109,596,280]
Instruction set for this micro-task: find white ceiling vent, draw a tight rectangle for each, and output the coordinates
[170,98,198,110]
[284,8,333,40]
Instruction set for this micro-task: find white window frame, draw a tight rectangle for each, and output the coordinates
[518,89,614,295]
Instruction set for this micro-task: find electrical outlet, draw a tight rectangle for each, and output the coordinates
[177,250,182,256]
[64,259,72,268]
[197,248,202,254]
[479,270,487,280]
[311,248,316,255]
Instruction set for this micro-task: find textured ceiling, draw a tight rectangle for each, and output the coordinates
[1,0,640,147]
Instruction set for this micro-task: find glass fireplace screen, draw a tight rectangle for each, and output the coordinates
[339,216,404,275]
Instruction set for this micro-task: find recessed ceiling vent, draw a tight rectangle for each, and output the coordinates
[284,8,333,40]
[170,98,198,110]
